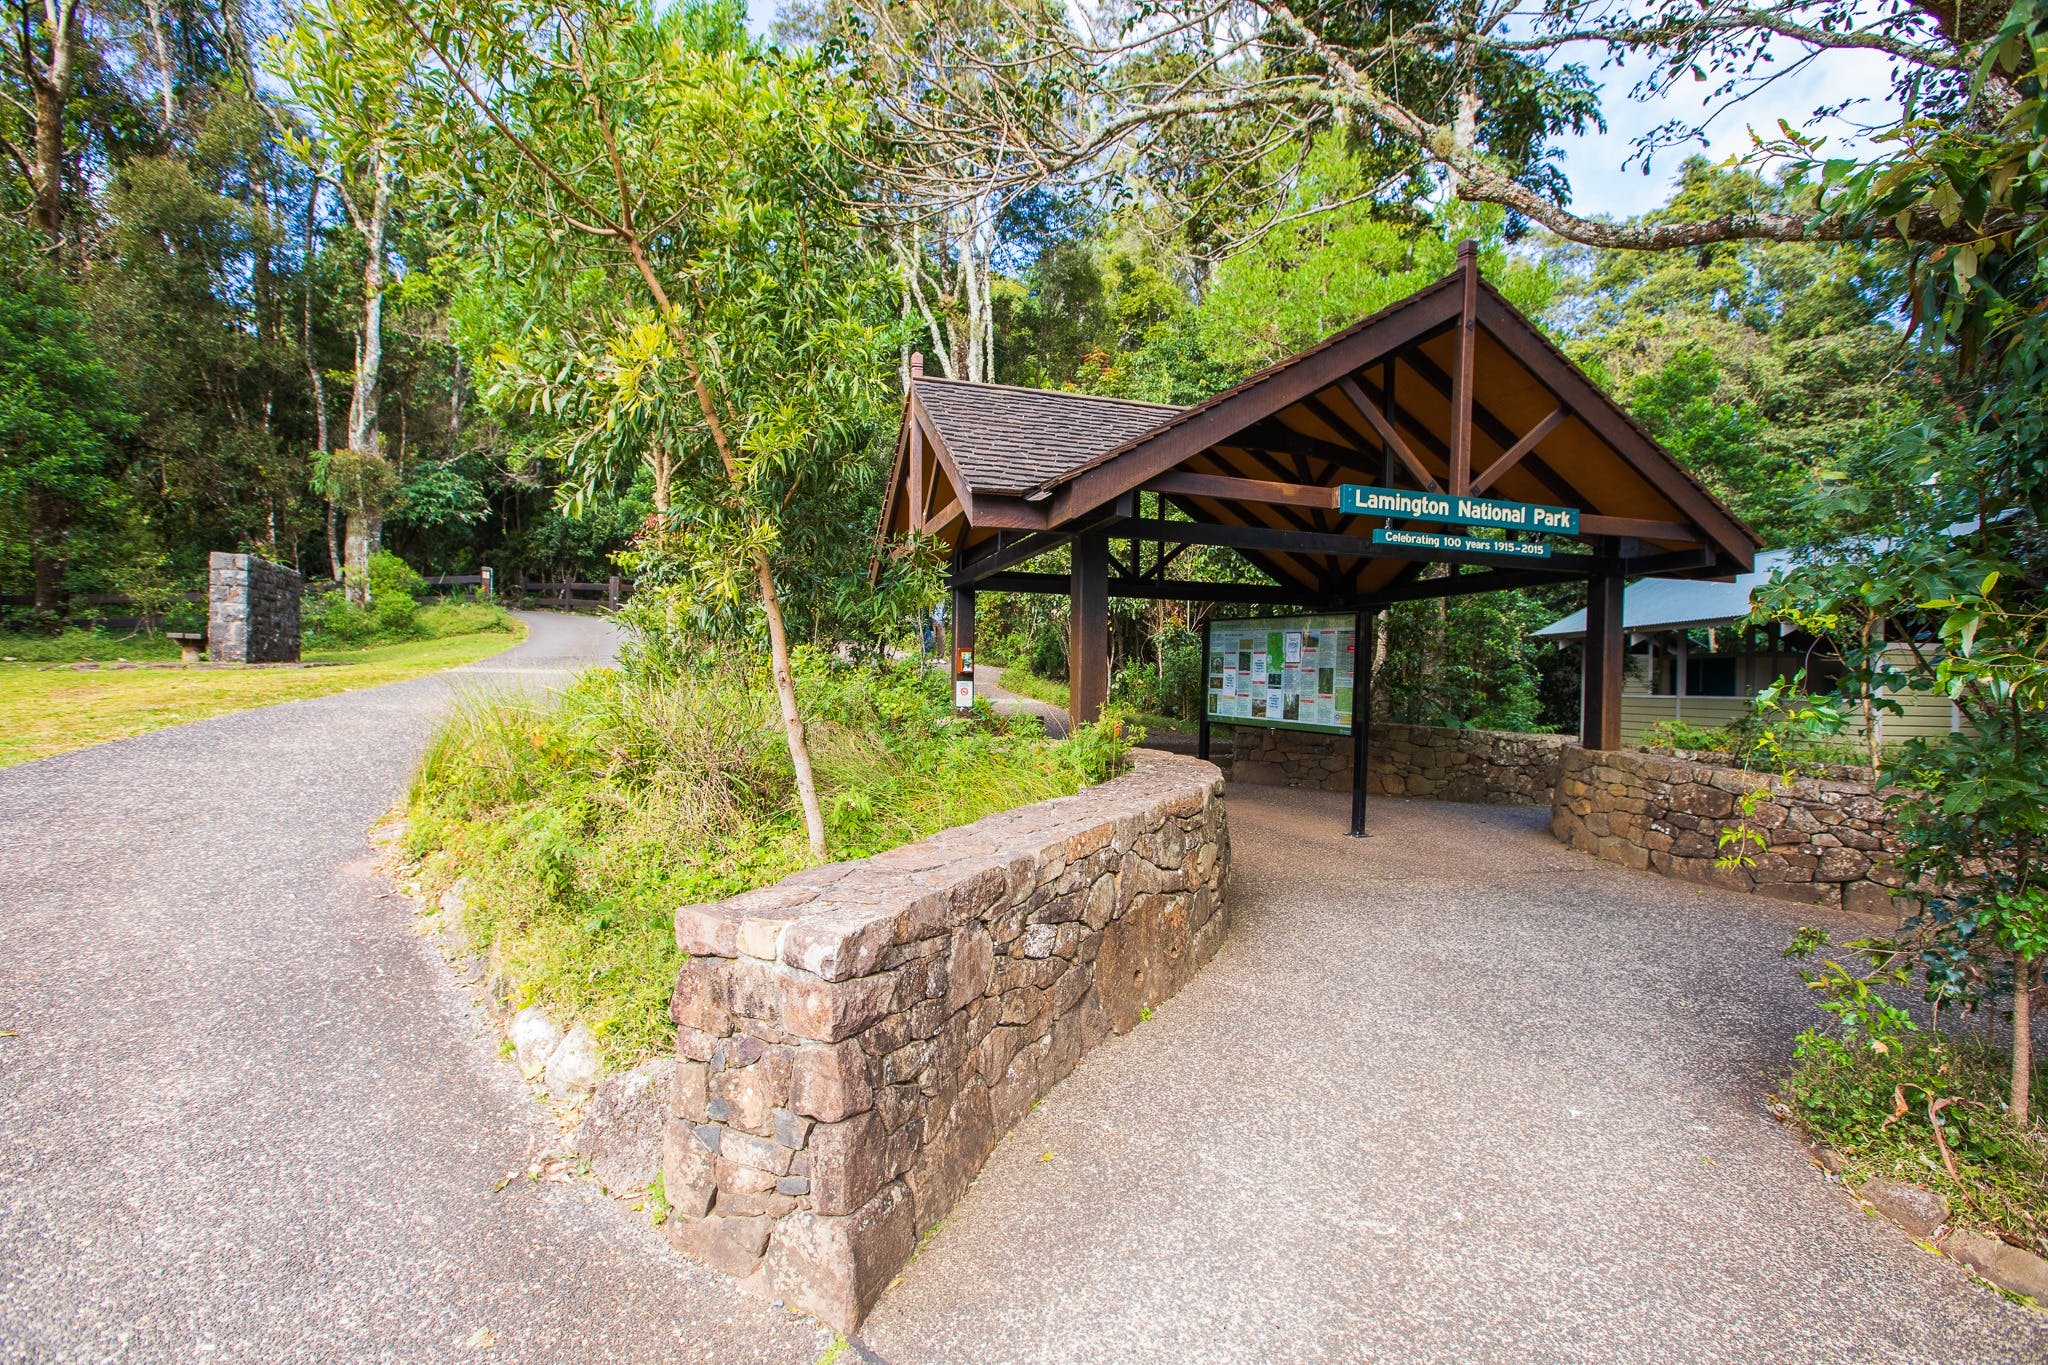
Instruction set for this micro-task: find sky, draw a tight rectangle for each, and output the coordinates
[741,0,1905,223]
[1544,42,1905,219]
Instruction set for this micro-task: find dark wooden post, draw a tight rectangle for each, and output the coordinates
[607,574,622,609]
[1349,609,1372,837]
[1069,528,1110,726]
[1448,238,1479,495]
[1197,616,1212,762]
[1582,571,1625,750]
[951,582,976,712]
[479,566,494,599]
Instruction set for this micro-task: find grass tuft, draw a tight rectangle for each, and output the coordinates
[404,653,1131,1070]
[1785,1034,2048,1255]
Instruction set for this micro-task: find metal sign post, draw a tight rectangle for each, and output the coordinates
[1349,610,1373,838]
[953,647,974,711]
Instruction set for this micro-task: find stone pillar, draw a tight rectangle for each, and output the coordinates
[209,552,303,663]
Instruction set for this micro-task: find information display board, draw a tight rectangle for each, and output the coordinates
[1205,614,1358,735]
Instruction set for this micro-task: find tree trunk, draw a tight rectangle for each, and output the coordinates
[2015,952,2033,1128]
[344,508,381,604]
[649,442,672,514]
[621,214,830,857]
[327,501,342,582]
[349,187,387,456]
[31,77,66,248]
[144,0,176,125]
[755,547,828,856]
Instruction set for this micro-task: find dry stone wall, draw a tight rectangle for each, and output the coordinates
[661,752,1229,1330]
[1550,746,1905,913]
[1228,722,1566,806]
[207,552,302,663]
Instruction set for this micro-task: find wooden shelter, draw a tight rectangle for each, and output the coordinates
[878,243,1761,757]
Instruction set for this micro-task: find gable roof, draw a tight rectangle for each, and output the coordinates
[910,376,1181,496]
[881,255,1764,598]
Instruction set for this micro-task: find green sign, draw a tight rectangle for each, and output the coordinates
[1205,613,1357,735]
[1339,484,1579,535]
[1372,527,1552,559]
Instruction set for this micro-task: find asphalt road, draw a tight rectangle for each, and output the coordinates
[0,613,828,1364]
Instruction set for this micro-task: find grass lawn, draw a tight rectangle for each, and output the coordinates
[991,662,1189,737]
[0,626,525,768]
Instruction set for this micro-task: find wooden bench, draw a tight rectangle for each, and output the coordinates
[164,631,205,666]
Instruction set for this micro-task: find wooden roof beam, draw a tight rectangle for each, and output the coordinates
[1471,406,1566,496]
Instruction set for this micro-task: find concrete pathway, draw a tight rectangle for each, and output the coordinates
[860,787,2048,1363]
[974,664,1068,739]
[0,613,827,1364]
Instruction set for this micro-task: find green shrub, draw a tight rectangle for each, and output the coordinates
[304,555,512,649]
[404,651,1127,1067]
[1787,1037,2048,1255]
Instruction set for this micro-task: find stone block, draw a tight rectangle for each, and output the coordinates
[572,1058,673,1194]
[662,1118,715,1217]
[766,1181,918,1332]
[1859,1177,1948,1237]
[671,1212,773,1278]
[711,1045,790,1136]
[779,971,896,1043]
[1945,1229,2048,1301]
[781,906,903,983]
[807,1110,888,1215]
[671,959,731,1036]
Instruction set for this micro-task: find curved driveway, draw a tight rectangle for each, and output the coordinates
[0,614,827,1364]
[4,626,2042,1362]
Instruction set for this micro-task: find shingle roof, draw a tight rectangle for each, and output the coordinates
[912,376,1181,496]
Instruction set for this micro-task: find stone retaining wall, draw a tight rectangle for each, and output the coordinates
[1227,722,1566,806]
[208,552,302,663]
[662,752,1230,1329]
[1550,746,1904,913]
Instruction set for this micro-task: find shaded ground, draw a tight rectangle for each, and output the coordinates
[859,786,2048,1364]
[0,613,827,1365]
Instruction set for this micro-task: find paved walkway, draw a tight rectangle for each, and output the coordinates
[974,665,1068,738]
[861,787,2048,1363]
[0,614,827,1364]
[6,637,2041,1362]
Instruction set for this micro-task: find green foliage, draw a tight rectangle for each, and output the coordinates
[1783,930,2048,1256]
[305,553,511,647]
[1376,589,1552,732]
[1111,628,1205,723]
[404,651,1124,1065]
[1785,1032,2048,1257]
[0,251,137,604]
[1551,159,1951,546]
[0,629,182,662]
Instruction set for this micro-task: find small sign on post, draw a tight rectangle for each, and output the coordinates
[953,647,974,711]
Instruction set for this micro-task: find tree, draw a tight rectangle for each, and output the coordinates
[853,0,2045,262]
[1,0,84,250]
[395,0,896,857]
[0,251,135,609]
[271,0,417,595]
